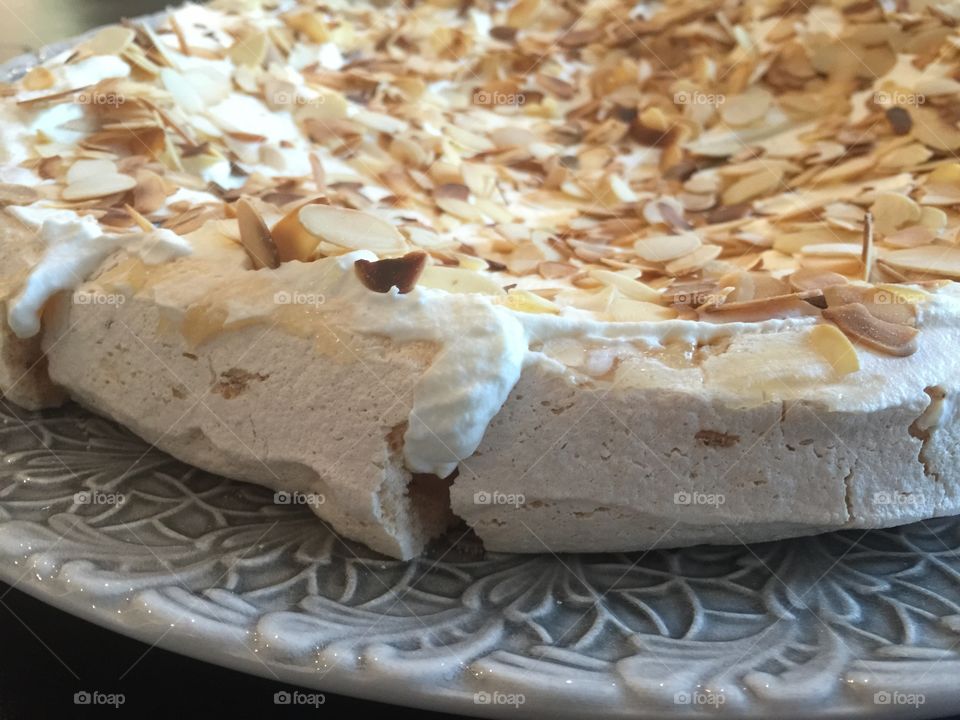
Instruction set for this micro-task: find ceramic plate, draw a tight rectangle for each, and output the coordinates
[1,398,960,719]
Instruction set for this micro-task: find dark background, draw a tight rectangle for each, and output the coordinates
[0,1,958,719]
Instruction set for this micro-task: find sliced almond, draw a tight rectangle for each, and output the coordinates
[608,297,678,322]
[418,265,505,295]
[0,183,38,206]
[502,288,560,314]
[271,199,326,262]
[722,166,783,206]
[884,225,933,249]
[62,173,137,202]
[633,233,702,263]
[884,244,960,280]
[588,268,662,303]
[228,30,269,67]
[354,252,427,294]
[298,205,406,255]
[700,290,823,323]
[822,284,917,326]
[823,303,919,357]
[788,268,848,292]
[236,199,279,270]
[664,244,723,276]
[809,324,860,377]
[869,193,920,236]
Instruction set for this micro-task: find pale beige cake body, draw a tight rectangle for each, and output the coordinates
[1,2,960,558]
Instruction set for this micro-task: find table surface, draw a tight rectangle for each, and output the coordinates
[0,2,958,719]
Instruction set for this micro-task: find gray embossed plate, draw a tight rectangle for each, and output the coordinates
[1,398,960,719]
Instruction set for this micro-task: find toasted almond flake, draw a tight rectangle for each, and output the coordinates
[298,205,405,255]
[502,289,560,314]
[664,244,723,276]
[418,265,505,296]
[870,193,920,236]
[633,233,702,263]
[608,297,677,322]
[86,25,135,56]
[789,268,848,292]
[133,170,166,214]
[452,251,488,272]
[701,290,823,323]
[236,199,279,270]
[884,244,960,279]
[436,196,484,223]
[22,67,54,91]
[588,268,662,303]
[228,30,268,67]
[721,166,783,206]
[720,88,772,127]
[538,261,577,279]
[62,173,137,202]
[919,206,947,231]
[823,303,919,357]
[809,324,860,377]
[822,284,918,327]
[354,251,427,294]
[800,243,864,258]
[885,225,933,248]
[0,183,38,206]
[911,106,960,151]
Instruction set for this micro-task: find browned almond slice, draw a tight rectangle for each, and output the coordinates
[883,244,960,280]
[355,252,427,294]
[822,303,919,357]
[822,284,917,326]
[538,261,577,279]
[633,233,701,263]
[62,173,137,201]
[236,199,279,270]
[789,268,848,292]
[271,198,326,262]
[0,183,38,206]
[298,204,406,254]
[700,290,824,323]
